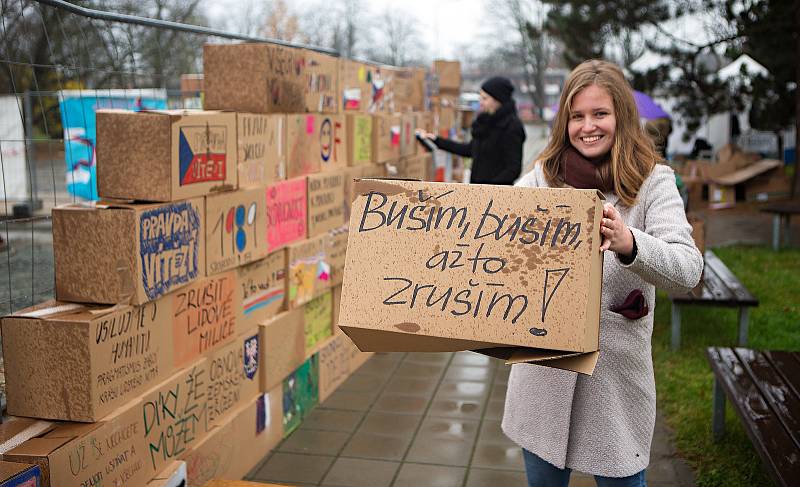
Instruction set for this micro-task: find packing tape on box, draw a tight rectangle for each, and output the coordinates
[0,420,54,454]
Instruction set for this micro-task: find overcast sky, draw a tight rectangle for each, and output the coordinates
[204,0,488,59]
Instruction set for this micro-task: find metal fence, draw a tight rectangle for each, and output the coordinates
[0,0,334,315]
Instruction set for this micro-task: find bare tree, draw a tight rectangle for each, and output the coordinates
[367,6,422,67]
[262,0,300,42]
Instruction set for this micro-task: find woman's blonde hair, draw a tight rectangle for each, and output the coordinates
[539,59,660,206]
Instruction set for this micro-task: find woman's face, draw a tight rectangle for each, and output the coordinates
[568,84,616,160]
[479,90,501,114]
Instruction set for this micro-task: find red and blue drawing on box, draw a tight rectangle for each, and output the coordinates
[139,201,201,301]
[59,90,166,200]
[178,125,228,186]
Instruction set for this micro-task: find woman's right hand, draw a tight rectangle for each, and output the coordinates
[415,129,436,140]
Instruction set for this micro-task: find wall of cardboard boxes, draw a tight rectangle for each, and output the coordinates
[0,44,461,487]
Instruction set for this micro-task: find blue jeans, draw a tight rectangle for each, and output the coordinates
[523,449,647,487]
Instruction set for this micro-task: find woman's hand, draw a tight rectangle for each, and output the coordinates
[415,128,436,140]
[599,203,634,257]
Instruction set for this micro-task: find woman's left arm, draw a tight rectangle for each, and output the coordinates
[616,166,704,293]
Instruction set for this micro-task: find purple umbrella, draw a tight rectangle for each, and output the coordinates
[633,90,670,120]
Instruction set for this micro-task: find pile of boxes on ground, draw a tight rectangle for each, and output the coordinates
[0,43,459,487]
[676,143,791,211]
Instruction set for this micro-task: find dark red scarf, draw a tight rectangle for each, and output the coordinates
[559,146,613,193]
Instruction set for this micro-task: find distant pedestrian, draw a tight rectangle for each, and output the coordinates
[418,76,526,185]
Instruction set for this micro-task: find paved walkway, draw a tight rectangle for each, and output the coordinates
[245,351,696,487]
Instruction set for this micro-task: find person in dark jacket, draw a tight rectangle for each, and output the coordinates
[419,76,526,185]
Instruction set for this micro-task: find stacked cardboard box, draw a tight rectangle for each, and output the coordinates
[1,41,435,487]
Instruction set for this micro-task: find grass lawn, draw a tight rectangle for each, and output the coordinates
[651,245,800,486]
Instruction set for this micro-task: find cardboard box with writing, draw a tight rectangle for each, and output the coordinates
[433,60,461,91]
[282,355,319,436]
[204,43,306,113]
[53,198,205,305]
[393,67,426,112]
[326,227,348,287]
[304,291,333,353]
[339,179,604,374]
[372,114,401,164]
[0,403,152,487]
[318,331,352,401]
[303,49,338,113]
[205,188,269,275]
[287,234,330,308]
[307,171,346,238]
[97,110,237,202]
[345,114,373,166]
[140,328,261,478]
[1,300,172,422]
[339,59,372,112]
[181,392,282,487]
[237,113,286,188]
[266,177,308,252]
[0,461,40,487]
[236,250,286,329]
[171,271,238,369]
[286,114,347,178]
[147,460,186,487]
[399,113,417,158]
[259,309,305,392]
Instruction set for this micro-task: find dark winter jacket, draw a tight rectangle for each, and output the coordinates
[433,100,526,185]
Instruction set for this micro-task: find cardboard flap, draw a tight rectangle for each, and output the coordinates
[6,437,71,457]
[711,159,782,185]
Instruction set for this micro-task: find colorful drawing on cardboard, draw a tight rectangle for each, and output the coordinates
[58,90,166,200]
[139,200,201,300]
[288,253,329,304]
[257,393,269,434]
[353,116,372,162]
[266,178,307,251]
[243,333,260,380]
[304,292,332,350]
[178,125,228,186]
[320,118,333,162]
[282,355,319,436]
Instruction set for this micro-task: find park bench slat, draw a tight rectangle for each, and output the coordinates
[707,347,800,487]
[764,351,800,401]
[704,251,759,304]
[734,348,800,450]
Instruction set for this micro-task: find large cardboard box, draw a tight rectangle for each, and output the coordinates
[399,113,417,158]
[259,309,305,392]
[237,113,286,188]
[282,355,319,436]
[318,331,352,401]
[266,177,308,252]
[0,461,40,487]
[236,250,286,329]
[148,460,186,487]
[205,188,269,275]
[307,171,346,238]
[304,291,333,353]
[339,59,372,112]
[345,114,373,166]
[96,110,237,202]
[433,60,461,91]
[286,114,347,178]
[204,43,306,113]
[287,234,330,308]
[53,198,205,305]
[393,67,425,112]
[1,300,172,422]
[372,114,401,163]
[326,227,348,287]
[303,49,338,113]
[140,328,261,478]
[171,271,238,368]
[181,392,282,487]
[0,403,152,487]
[339,179,604,374]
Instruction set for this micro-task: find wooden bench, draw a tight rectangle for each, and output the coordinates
[668,250,758,350]
[759,200,800,250]
[706,347,800,487]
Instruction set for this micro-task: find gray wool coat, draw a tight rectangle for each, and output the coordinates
[502,163,703,477]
